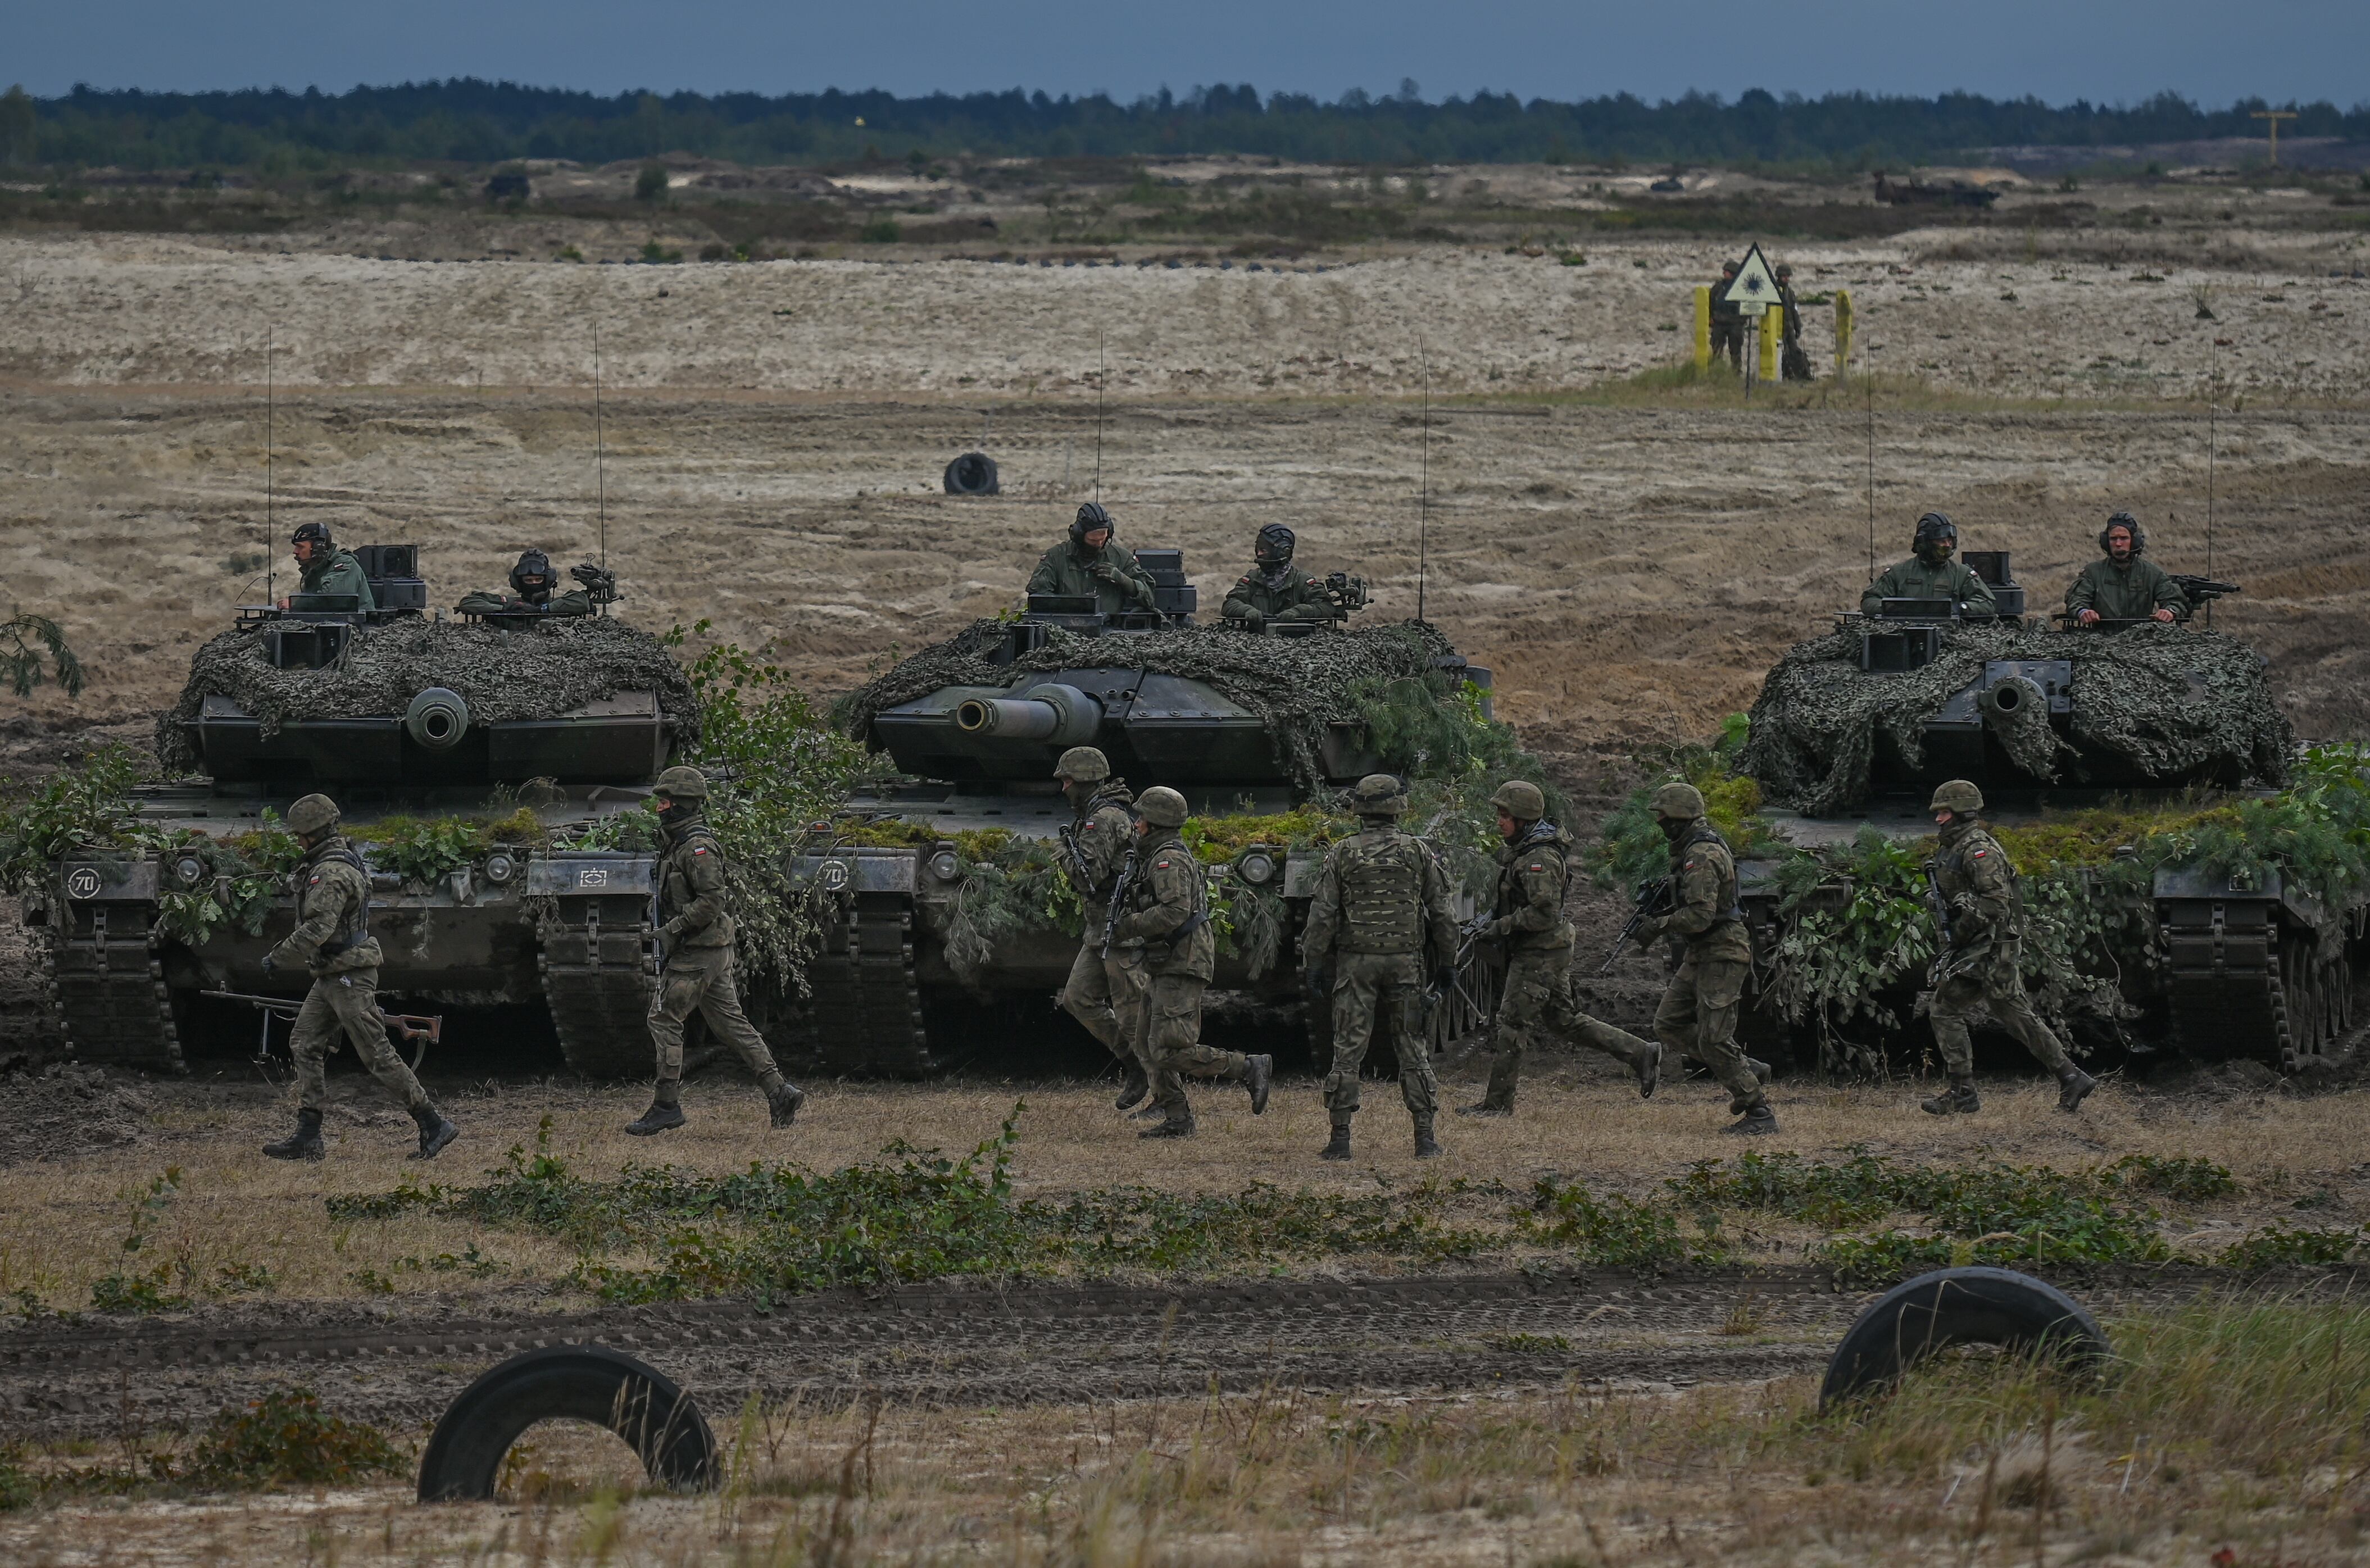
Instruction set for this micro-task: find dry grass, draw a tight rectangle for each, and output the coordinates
[2,1070,2362,1311]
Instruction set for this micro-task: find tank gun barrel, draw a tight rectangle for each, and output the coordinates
[952,684,1102,744]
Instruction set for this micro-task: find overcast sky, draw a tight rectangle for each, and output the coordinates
[16,0,2366,109]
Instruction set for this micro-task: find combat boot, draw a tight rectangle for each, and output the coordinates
[626,1084,687,1137]
[1719,1102,1779,1137]
[262,1107,325,1162]
[1412,1116,1442,1160]
[1319,1116,1353,1161]
[1139,1109,1196,1140]
[1243,1054,1274,1115]
[407,1103,459,1161]
[1129,1103,1170,1122]
[1636,1042,1663,1101]
[1922,1078,1981,1116]
[766,1080,806,1129]
[2055,1066,2099,1113]
[1114,1063,1150,1112]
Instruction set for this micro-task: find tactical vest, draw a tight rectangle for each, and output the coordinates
[1495,822,1566,917]
[660,823,733,944]
[1677,823,1746,925]
[1337,831,1428,954]
[1937,829,2021,942]
[312,843,373,958]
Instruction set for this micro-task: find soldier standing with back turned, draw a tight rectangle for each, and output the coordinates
[1631,783,1774,1135]
[1463,781,1661,1116]
[1709,260,1746,371]
[261,793,458,1162]
[1052,745,1151,1112]
[1301,774,1459,1161]
[1109,786,1273,1139]
[1921,779,2097,1116]
[625,765,807,1136]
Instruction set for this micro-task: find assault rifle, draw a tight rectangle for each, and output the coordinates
[203,990,443,1069]
[1921,866,1956,985]
[1601,875,1677,974]
[1055,821,1097,896]
[1100,847,1138,960]
[2168,574,2240,613]
[1319,572,1371,619]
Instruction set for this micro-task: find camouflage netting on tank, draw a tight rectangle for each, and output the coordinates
[1741,623,2295,815]
[841,619,1458,795]
[156,618,700,774]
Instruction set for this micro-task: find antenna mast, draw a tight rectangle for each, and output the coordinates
[2205,342,2218,627]
[593,324,607,571]
[265,326,275,605]
[1094,329,1105,503]
[1416,342,1431,624]
[1864,339,1876,584]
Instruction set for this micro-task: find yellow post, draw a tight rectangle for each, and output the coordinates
[1833,289,1854,379]
[1758,307,1779,381]
[1693,286,1711,369]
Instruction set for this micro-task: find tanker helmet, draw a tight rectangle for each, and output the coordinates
[1070,501,1114,545]
[1254,523,1296,567]
[1930,779,1985,815]
[652,764,710,801]
[1350,773,1407,815]
[290,521,333,548]
[1490,780,1546,821]
[1053,746,1111,783]
[285,793,340,835]
[1136,785,1188,829]
[1649,781,1707,821]
[2098,510,2146,556]
[510,547,555,603]
[1913,511,1958,549]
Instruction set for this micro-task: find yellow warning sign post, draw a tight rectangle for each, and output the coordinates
[1759,305,1782,382]
[1693,287,1713,369]
[1834,290,1854,378]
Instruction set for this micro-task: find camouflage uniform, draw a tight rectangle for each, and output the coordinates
[1300,812,1457,1128]
[1860,555,1997,617]
[1710,268,1746,370]
[646,808,792,1094]
[456,588,592,616]
[1221,566,1333,627]
[1639,818,1767,1115]
[298,547,377,611]
[270,833,428,1119]
[2065,557,2185,623]
[1110,815,1251,1126]
[1027,539,1157,613]
[1057,777,1141,1071]
[1927,820,2076,1080]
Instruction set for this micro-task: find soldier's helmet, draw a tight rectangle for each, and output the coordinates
[1721,260,1740,275]
[510,548,555,602]
[1490,780,1546,821]
[1053,746,1111,783]
[652,764,710,800]
[1136,785,1189,828]
[2098,510,2146,556]
[1774,262,1792,279]
[1649,781,1707,821]
[1930,779,1986,815]
[290,521,333,548]
[285,793,340,835]
[1254,523,1296,567]
[1350,773,1407,815]
[1070,501,1114,544]
[1913,511,1958,549]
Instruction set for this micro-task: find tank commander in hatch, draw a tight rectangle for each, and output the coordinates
[457,548,593,617]
[1221,524,1342,631]
[2065,512,2184,627]
[278,521,376,613]
[1028,502,1157,614]
[1860,512,1996,619]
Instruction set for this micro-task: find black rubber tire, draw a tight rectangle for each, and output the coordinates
[943,451,1000,496]
[1820,1266,2109,1410]
[417,1344,719,1501]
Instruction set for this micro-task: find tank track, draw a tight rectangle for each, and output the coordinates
[43,907,185,1074]
[537,910,659,1078]
[2160,907,2351,1073]
[799,899,933,1078]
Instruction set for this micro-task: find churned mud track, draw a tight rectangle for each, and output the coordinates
[1,1265,2327,1440]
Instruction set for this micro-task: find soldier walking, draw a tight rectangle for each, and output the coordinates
[1921,780,2098,1116]
[261,793,457,1162]
[1109,786,1272,1139]
[1301,775,1459,1161]
[625,766,806,1136]
[1463,781,1660,1116]
[1052,746,1152,1110]
[1629,784,1774,1135]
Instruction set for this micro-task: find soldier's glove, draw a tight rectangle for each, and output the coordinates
[1240,608,1264,631]
[260,953,277,978]
[1459,915,1493,944]
[1632,916,1665,946]
[1089,562,1124,587]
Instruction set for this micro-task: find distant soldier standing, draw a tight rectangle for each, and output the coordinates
[1921,780,2098,1116]
[1301,775,1459,1161]
[277,522,376,613]
[1774,263,1813,381]
[1709,260,1746,371]
[1052,745,1152,1111]
[1221,524,1336,631]
[1861,512,1998,619]
[1463,781,1660,1116]
[1631,783,1774,1135]
[625,765,807,1136]
[1109,786,1273,1139]
[2065,512,2185,627]
[261,793,457,1162]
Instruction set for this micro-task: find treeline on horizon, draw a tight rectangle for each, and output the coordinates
[8,79,2366,172]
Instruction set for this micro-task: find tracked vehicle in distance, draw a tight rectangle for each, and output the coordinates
[26,549,687,1078]
[798,552,1501,1076]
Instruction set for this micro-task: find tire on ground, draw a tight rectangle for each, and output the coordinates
[1819,1265,2109,1410]
[943,452,999,496]
[417,1344,719,1501]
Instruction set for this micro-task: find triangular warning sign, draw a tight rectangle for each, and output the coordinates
[1723,244,1781,314]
